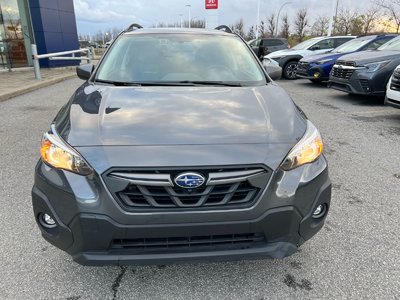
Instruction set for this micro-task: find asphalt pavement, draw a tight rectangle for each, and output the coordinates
[0,78,399,300]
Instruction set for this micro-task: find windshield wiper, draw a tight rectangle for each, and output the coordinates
[95,79,141,86]
[95,80,242,87]
[176,81,243,87]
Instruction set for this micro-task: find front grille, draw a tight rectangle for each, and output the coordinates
[296,61,310,75]
[391,70,400,91]
[331,66,354,80]
[111,233,266,251]
[103,167,270,211]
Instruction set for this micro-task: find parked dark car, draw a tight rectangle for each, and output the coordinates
[32,26,331,266]
[328,35,400,96]
[297,35,396,82]
[249,38,289,59]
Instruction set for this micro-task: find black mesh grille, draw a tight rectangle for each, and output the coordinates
[359,79,370,92]
[111,233,266,251]
[103,167,270,211]
[297,62,310,76]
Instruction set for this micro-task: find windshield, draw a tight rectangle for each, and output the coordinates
[95,34,266,86]
[333,37,372,53]
[378,36,400,51]
[292,38,323,50]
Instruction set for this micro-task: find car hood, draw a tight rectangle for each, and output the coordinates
[337,50,400,65]
[301,52,344,63]
[266,48,303,58]
[55,83,306,147]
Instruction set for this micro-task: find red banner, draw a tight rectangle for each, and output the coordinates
[205,0,218,9]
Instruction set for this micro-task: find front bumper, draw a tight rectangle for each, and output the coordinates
[32,158,331,266]
[297,65,329,81]
[328,69,387,96]
[385,78,400,109]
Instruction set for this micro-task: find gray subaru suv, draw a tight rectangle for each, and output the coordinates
[32,25,331,266]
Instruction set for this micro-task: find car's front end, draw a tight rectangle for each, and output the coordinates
[385,66,400,108]
[328,51,400,96]
[297,54,341,81]
[32,28,331,266]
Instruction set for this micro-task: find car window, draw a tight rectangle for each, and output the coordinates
[378,36,400,51]
[365,37,394,50]
[263,39,284,46]
[312,38,335,50]
[96,34,266,85]
[333,38,353,48]
[292,38,324,50]
[333,37,373,53]
[250,39,261,47]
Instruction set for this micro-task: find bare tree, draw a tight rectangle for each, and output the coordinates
[334,9,360,35]
[246,26,256,41]
[266,13,276,37]
[294,8,309,42]
[258,20,266,38]
[360,7,381,34]
[376,0,400,33]
[311,16,329,36]
[231,19,245,37]
[280,14,290,38]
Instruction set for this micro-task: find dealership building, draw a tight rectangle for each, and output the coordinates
[0,0,79,69]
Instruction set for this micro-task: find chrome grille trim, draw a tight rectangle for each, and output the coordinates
[207,169,265,185]
[109,173,173,186]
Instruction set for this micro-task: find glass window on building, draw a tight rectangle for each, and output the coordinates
[0,0,33,69]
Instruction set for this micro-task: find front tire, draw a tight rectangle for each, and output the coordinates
[283,61,298,80]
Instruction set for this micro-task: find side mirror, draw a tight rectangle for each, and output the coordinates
[263,58,282,81]
[76,64,94,80]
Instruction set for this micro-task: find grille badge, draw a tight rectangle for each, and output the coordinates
[174,173,205,188]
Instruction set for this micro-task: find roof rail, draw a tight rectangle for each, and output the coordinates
[125,23,143,32]
[215,25,233,34]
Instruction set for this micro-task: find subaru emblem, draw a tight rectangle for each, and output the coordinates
[174,172,205,188]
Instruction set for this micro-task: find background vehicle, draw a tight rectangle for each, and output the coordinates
[249,38,289,59]
[32,25,331,266]
[385,65,400,108]
[297,35,396,82]
[263,58,282,79]
[328,35,400,97]
[266,36,355,79]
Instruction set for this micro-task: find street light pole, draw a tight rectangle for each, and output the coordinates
[186,4,191,28]
[328,0,339,36]
[255,0,260,39]
[275,2,292,37]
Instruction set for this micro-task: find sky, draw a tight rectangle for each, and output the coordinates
[73,0,377,36]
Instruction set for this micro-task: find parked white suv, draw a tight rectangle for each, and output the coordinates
[265,36,355,79]
[385,65,400,109]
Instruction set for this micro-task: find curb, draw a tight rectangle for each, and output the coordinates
[0,73,77,103]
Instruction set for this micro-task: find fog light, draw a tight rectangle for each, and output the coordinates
[314,72,321,78]
[312,204,326,218]
[40,213,57,228]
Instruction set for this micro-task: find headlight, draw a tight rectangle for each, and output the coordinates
[362,60,390,73]
[40,125,92,175]
[281,121,324,171]
[316,59,333,65]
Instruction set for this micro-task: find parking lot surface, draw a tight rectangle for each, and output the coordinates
[0,78,399,300]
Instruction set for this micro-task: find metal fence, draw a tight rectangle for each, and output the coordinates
[31,44,93,80]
